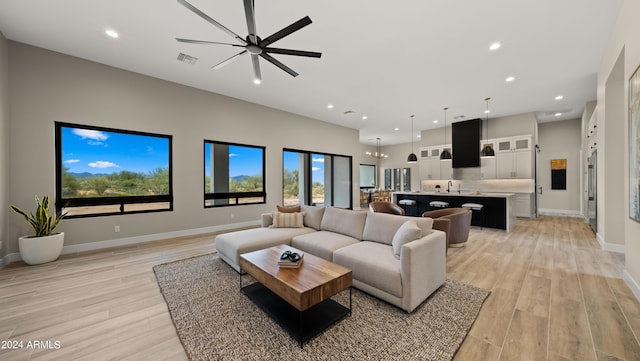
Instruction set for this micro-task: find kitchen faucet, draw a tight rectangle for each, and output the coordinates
[447,180,453,193]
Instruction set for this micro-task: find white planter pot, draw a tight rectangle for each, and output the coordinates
[18,232,65,265]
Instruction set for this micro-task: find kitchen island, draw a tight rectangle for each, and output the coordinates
[393,191,516,231]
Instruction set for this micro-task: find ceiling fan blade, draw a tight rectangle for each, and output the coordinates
[177,0,247,45]
[251,54,262,82]
[260,16,312,47]
[243,0,258,44]
[264,47,321,58]
[176,38,244,47]
[259,53,298,77]
[211,50,248,70]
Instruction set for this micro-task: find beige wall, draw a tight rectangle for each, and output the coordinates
[538,119,582,213]
[5,42,361,256]
[0,32,8,263]
[597,0,640,293]
[375,142,420,192]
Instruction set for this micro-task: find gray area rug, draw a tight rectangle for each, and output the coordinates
[153,253,490,361]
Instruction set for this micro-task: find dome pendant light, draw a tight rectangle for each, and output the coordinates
[440,107,452,160]
[407,114,418,163]
[481,97,496,157]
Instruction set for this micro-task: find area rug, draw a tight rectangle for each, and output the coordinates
[153,253,489,361]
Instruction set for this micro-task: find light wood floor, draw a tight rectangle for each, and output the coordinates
[0,216,638,360]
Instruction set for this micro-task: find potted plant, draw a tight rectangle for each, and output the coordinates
[9,195,67,265]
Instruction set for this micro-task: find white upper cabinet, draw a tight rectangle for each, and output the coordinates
[494,135,533,179]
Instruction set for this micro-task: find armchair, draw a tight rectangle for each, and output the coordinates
[422,208,472,248]
[369,201,405,215]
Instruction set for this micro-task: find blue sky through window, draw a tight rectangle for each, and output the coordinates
[61,127,169,174]
[283,151,325,184]
[204,144,263,178]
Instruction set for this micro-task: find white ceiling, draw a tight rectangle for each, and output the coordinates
[0,0,622,146]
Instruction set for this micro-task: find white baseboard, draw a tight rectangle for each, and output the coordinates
[538,208,583,217]
[623,270,640,302]
[594,232,625,253]
[0,220,260,266]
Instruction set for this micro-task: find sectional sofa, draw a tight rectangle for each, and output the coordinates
[216,206,447,313]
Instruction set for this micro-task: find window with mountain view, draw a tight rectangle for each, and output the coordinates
[204,140,265,207]
[55,122,173,218]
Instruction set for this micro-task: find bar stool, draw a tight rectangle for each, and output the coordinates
[398,199,418,216]
[462,203,485,229]
[429,200,449,209]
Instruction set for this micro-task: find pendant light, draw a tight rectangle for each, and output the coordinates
[440,107,452,160]
[480,97,496,157]
[407,114,418,163]
[366,138,388,159]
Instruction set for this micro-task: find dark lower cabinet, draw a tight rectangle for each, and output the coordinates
[395,194,507,230]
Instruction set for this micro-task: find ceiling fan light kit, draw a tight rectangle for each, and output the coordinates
[176,0,321,84]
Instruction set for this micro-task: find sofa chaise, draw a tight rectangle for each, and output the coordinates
[215,206,446,313]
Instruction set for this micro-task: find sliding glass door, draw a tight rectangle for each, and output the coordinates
[283,149,352,208]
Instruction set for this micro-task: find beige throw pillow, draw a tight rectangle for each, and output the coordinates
[271,212,304,228]
[277,205,301,213]
[391,220,421,259]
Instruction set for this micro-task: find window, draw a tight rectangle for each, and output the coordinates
[384,169,392,189]
[359,164,376,189]
[283,149,352,208]
[204,140,265,207]
[55,122,172,218]
[402,168,411,191]
[393,168,401,191]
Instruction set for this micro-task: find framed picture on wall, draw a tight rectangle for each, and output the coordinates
[630,63,640,222]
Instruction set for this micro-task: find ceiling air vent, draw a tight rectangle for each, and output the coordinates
[343,110,354,115]
[177,53,198,65]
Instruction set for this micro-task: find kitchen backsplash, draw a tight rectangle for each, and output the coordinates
[421,179,535,193]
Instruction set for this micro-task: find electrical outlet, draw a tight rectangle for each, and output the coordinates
[114,225,120,233]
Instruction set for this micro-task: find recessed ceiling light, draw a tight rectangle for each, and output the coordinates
[362,116,368,120]
[484,110,491,114]
[105,29,119,38]
[505,76,515,82]
[555,112,562,117]
[489,42,501,50]
[417,134,421,138]
[433,120,438,124]
[253,79,261,85]
[327,104,334,109]
[394,127,399,131]
[555,95,564,100]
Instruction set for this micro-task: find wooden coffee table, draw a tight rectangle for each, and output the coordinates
[239,244,352,347]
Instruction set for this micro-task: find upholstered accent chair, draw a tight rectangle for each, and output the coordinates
[369,201,405,216]
[422,208,472,249]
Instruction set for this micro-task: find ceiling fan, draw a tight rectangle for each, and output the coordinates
[176,0,322,83]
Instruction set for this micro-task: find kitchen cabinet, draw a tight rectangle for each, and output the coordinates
[418,145,452,180]
[586,110,598,152]
[514,193,533,218]
[495,136,532,179]
[480,140,497,179]
[418,146,440,180]
[419,158,441,180]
